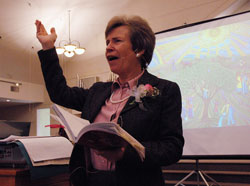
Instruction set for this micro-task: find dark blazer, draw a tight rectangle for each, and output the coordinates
[38,48,184,186]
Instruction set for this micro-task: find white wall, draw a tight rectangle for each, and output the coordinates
[0,77,44,103]
[0,46,44,84]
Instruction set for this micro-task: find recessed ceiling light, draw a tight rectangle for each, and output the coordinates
[6,99,10,102]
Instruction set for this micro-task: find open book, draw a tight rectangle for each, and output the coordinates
[51,104,145,161]
[0,135,73,166]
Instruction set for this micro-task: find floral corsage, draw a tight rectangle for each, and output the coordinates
[130,84,160,111]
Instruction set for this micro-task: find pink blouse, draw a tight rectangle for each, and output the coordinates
[90,70,144,170]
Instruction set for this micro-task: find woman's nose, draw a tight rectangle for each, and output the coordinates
[106,42,114,52]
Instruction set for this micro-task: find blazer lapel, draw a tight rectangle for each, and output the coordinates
[137,70,159,86]
[119,96,137,114]
[89,83,112,122]
[120,70,159,115]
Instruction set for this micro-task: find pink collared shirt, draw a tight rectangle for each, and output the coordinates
[90,70,144,170]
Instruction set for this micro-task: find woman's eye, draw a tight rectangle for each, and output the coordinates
[114,39,121,43]
[106,39,122,46]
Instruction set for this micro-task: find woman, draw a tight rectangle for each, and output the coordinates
[35,15,184,186]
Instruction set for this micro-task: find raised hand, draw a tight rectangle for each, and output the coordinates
[35,20,57,50]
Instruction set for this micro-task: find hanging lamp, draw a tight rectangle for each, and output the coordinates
[56,10,85,57]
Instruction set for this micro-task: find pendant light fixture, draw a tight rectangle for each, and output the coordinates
[56,10,86,57]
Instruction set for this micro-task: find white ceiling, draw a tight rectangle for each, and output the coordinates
[0,0,247,61]
[0,0,249,107]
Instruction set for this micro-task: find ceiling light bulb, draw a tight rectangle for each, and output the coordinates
[56,47,65,54]
[75,47,86,55]
[56,11,85,57]
[64,51,74,57]
[64,44,76,52]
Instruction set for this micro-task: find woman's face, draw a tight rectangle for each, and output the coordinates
[105,26,141,77]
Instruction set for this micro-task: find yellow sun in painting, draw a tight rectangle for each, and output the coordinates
[198,27,230,47]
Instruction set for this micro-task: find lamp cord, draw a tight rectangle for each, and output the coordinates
[68,10,71,43]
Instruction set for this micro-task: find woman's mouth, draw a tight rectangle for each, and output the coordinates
[107,55,119,61]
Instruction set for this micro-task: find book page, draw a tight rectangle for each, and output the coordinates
[77,122,145,160]
[116,126,145,160]
[0,135,50,143]
[31,158,70,167]
[52,104,90,142]
[50,114,74,142]
[18,136,73,163]
[0,135,72,166]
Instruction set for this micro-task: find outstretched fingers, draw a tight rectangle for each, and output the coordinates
[35,20,57,50]
[35,20,48,36]
[50,27,56,34]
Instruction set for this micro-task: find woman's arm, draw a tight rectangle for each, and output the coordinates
[38,48,88,111]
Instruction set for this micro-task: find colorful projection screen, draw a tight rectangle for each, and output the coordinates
[148,11,250,156]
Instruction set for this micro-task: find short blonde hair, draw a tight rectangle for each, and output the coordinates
[105,15,155,69]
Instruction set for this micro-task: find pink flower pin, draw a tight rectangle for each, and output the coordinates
[131,84,160,103]
[144,84,154,96]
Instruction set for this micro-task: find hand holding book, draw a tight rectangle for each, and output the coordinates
[77,130,128,150]
[93,146,127,162]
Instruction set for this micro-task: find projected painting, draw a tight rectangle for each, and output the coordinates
[149,19,250,129]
